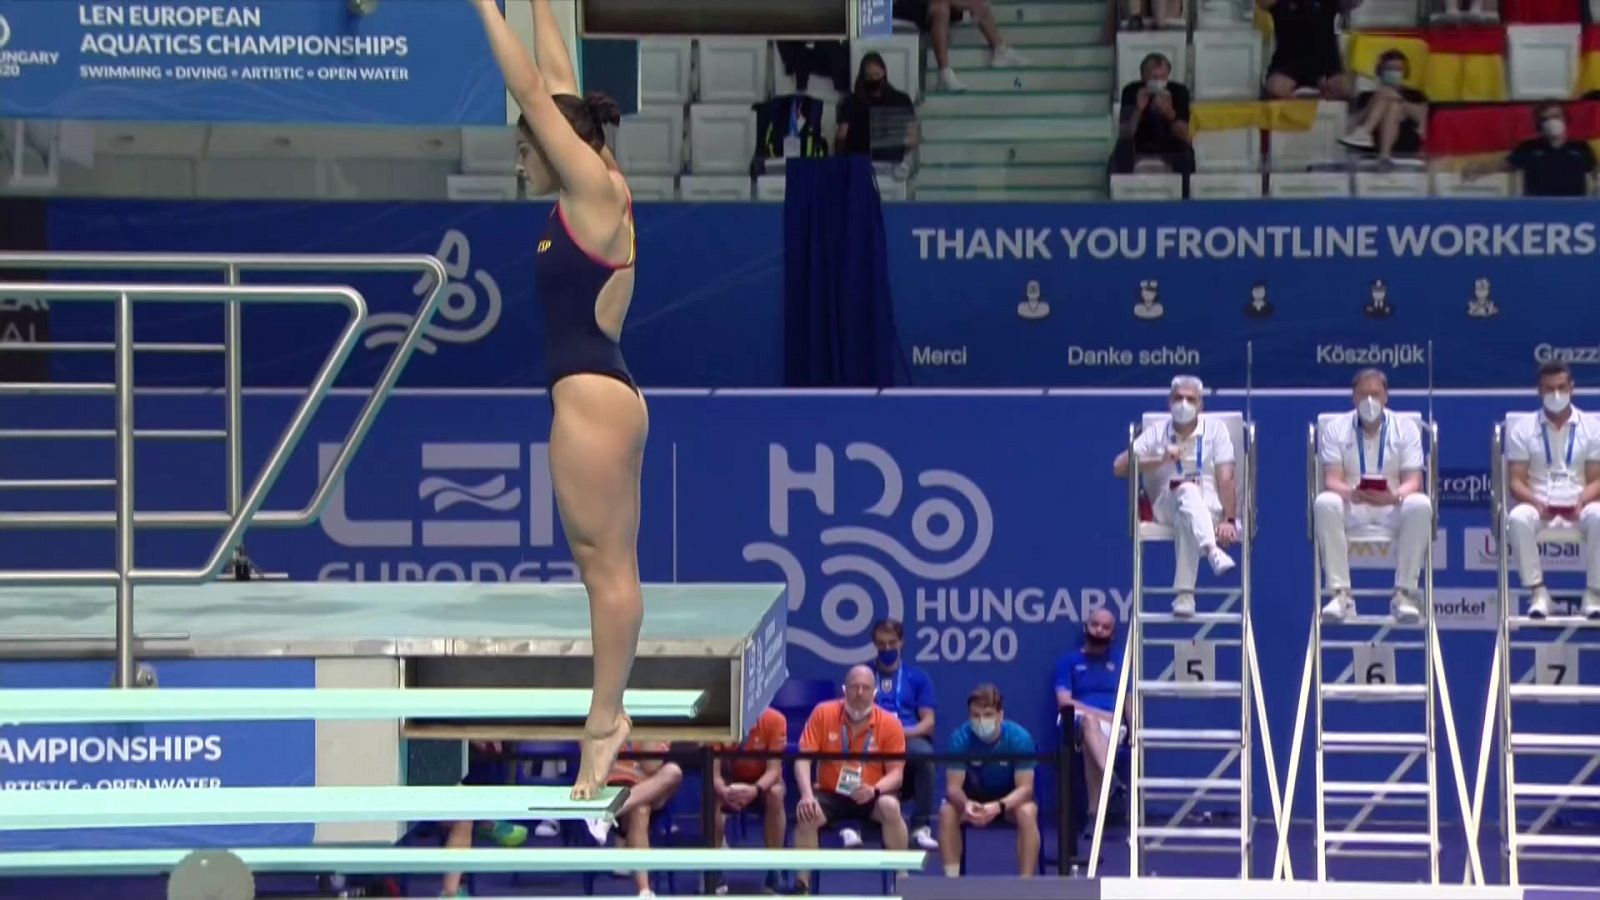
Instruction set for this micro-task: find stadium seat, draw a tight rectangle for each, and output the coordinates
[641,39,694,106]
[755,173,787,202]
[696,38,770,103]
[1192,30,1265,99]
[618,104,685,176]
[1431,169,1515,197]
[1267,170,1352,197]
[1192,126,1263,172]
[687,104,758,174]
[1190,171,1264,198]
[1110,172,1185,199]
[1267,101,1347,170]
[626,174,680,201]
[1349,0,1423,28]
[1507,24,1581,99]
[1354,168,1430,197]
[679,174,755,201]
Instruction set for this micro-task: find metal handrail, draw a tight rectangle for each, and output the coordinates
[0,253,447,688]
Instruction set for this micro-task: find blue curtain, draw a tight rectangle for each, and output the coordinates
[782,156,902,387]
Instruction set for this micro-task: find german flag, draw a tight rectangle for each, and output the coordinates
[1574,25,1600,96]
[1425,99,1600,160]
[1190,99,1321,134]
[1422,27,1508,102]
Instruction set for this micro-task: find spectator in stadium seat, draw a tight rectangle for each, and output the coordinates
[1120,0,1184,31]
[585,741,683,898]
[836,52,920,164]
[937,684,1040,878]
[1109,53,1195,175]
[894,0,1028,93]
[1054,608,1126,831]
[1260,0,1352,100]
[1338,50,1428,165]
[1464,102,1597,197]
[868,618,940,851]
[708,707,789,895]
[790,665,910,895]
[1437,0,1497,23]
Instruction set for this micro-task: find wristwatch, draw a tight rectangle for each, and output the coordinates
[997,800,1007,815]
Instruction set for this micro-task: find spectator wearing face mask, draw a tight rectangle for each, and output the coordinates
[1109,53,1194,175]
[868,618,940,851]
[836,52,919,164]
[791,665,909,895]
[1053,607,1125,828]
[1112,374,1239,618]
[1464,102,1597,197]
[937,684,1040,878]
[1338,50,1428,164]
[1260,0,1352,100]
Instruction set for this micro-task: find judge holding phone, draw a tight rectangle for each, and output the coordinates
[1315,368,1432,625]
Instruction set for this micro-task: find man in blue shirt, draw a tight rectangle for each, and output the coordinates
[936,683,1039,878]
[1053,606,1126,826]
[869,618,940,851]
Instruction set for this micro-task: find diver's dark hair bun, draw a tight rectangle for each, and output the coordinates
[584,92,622,128]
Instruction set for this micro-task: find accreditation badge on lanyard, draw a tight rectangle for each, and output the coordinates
[1542,417,1580,510]
[1354,412,1390,492]
[1168,422,1202,491]
[835,717,873,796]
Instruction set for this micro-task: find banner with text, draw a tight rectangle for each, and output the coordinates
[0,659,317,850]
[0,0,506,125]
[6,388,1589,859]
[884,201,1600,389]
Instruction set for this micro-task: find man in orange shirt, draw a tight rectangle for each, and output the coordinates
[587,741,682,897]
[791,665,908,894]
[709,706,788,894]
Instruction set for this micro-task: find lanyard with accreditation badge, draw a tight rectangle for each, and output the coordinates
[1168,422,1201,478]
[1541,417,1576,471]
[1354,412,1387,476]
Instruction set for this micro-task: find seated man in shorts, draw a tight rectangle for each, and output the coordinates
[587,741,683,898]
[937,684,1040,878]
[893,0,1028,92]
[708,706,788,894]
[791,665,909,895]
[1259,0,1350,99]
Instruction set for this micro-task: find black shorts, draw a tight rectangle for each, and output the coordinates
[893,0,930,24]
[817,791,877,823]
[964,784,1007,805]
[1267,42,1342,88]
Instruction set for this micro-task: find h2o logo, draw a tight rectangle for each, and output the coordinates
[742,442,993,664]
[363,229,503,355]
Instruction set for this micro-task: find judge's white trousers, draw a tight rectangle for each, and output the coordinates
[1153,482,1221,592]
[1506,502,1600,590]
[1313,492,1432,593]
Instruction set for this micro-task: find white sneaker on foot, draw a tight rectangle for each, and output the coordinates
[938,67,967,91]
[1582,589,1600,620]
[1321,591,1355,624]
[840,827,864,848]
[534,819,558,838]
[913,826,938,850]
[1171,593,1196,618]
[587,818,612,845]
[1207,546,1236,576]
[989,45,1029,67]
[1338,128,1375,150]
[1528,586,1554,619]
[1391,590,1423,625]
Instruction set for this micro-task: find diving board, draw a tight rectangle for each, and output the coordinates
[0,785,628,832]
[0,687,706,725]
[0,581,788,743]
[0,847,926,877]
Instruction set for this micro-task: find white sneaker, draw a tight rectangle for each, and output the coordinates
[1171,593,1196,618]
[1582,589,1600,620]
[1391,590,1424,625]
[840,827,864,848]
[989,45,1029,67]
[912,826,939,850]
[1207,547,1236,577]
[587,818,612,845]
[534,819,558,838]
[1321,591,1355,624]
[1338,128,1375,150]
[1528,586,1554,619]
[937,68,968,91]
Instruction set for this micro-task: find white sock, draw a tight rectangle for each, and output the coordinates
[944,863,960,877]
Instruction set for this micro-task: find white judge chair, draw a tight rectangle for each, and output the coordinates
[1276,411,1482,886]
[1485,411,1600,883]
[1091,411,1283,880]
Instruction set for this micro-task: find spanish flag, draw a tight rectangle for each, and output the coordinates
[1190,100,1321,135]
[1574,26,1600,96]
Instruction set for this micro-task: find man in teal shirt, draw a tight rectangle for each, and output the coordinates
[936,683,1040,878]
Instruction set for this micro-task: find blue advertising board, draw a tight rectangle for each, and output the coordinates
[0,659,317,851]
[882,200,1600,389]
[8,386,1594,874]
[0,0,506,125]
[858,0,893,37]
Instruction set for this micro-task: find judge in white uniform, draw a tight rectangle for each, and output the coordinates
[1113,375,1239,619]
[1315,368,1433,624]
[1504,360,1600,619]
